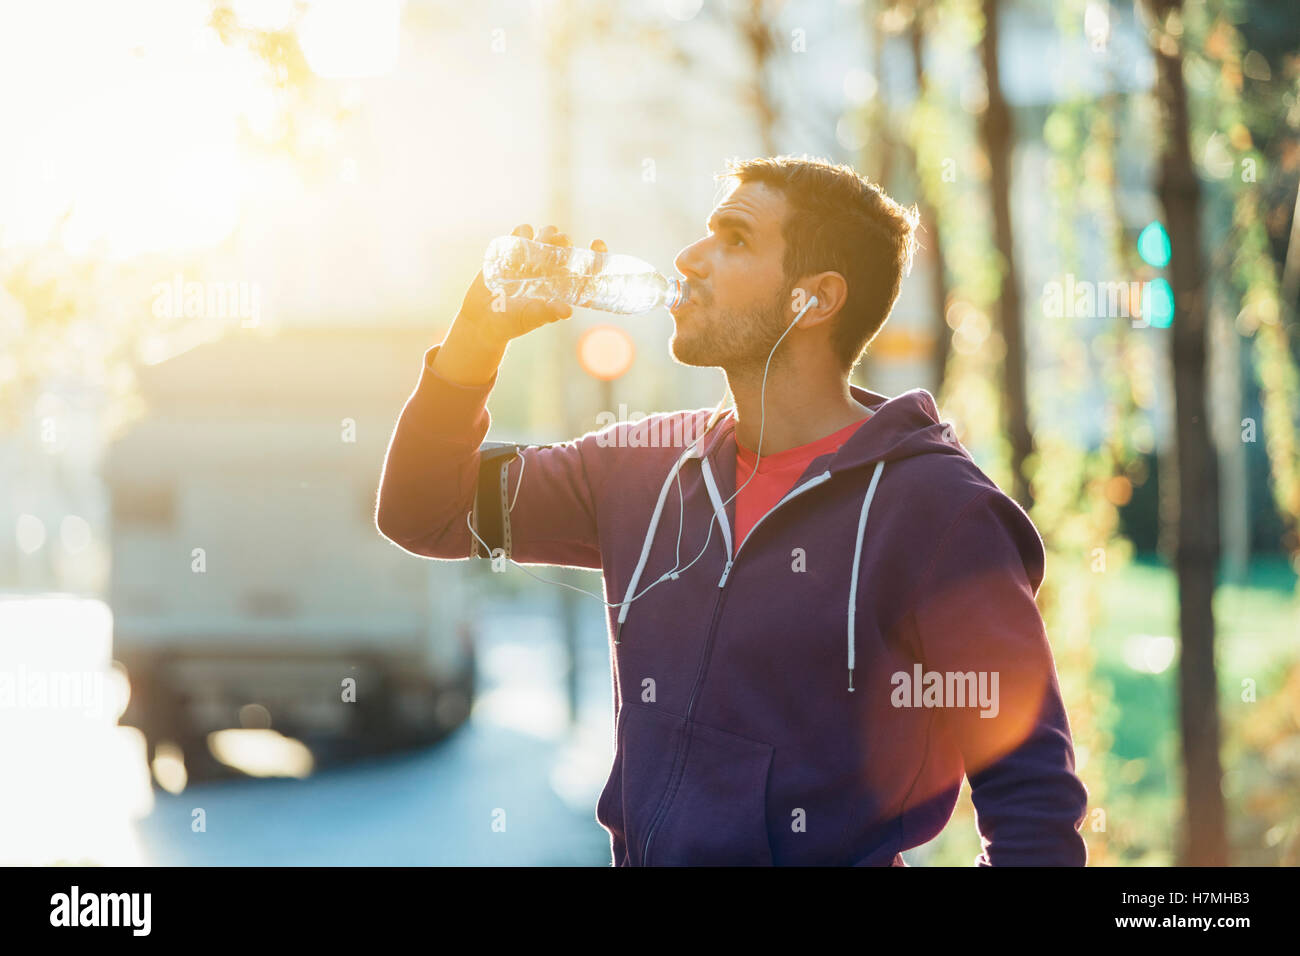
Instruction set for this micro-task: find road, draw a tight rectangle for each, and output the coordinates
[131,598,617,866]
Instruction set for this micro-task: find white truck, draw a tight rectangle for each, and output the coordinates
[103,324,477,778]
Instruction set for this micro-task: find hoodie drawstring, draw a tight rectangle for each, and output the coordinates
[847,460,887,692]
[615,441,702,645]
[616,443,888,689]
[699,457,734,565]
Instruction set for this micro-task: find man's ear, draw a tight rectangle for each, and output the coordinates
[790,273,848,327]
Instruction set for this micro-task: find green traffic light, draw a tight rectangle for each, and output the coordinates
[1143,278,1175,327]
[1137,221,1171,268]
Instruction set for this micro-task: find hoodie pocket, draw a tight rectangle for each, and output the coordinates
[642,718,776,866]
[594,708,626,834]
[596,701,687,864]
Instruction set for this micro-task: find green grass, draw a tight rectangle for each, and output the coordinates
[1093,556,1298,771]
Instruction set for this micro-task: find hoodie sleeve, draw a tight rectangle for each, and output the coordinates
[376,342,602,570]
[906,488,1089,866]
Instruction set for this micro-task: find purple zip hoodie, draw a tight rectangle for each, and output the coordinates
[377,342,1090,866]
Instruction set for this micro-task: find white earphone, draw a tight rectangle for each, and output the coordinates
[465,289,821,612]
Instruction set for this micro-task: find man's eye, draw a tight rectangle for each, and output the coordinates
[729,233,746,247]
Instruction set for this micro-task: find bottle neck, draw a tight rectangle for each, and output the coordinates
[666,277,688,310]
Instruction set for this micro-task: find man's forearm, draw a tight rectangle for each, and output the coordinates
[432,318,507,387]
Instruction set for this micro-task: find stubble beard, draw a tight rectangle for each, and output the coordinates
[669,297,792,378]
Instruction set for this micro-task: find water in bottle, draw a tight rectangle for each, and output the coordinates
[482,235,689,314]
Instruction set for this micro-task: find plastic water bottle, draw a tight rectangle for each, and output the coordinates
[482,235,689,314]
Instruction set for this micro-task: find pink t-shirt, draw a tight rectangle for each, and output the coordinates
[733,414,872,556]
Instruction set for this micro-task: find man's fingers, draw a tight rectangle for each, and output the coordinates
[538,225,574,248]
[591,238,607,253]
[512,224,586,249]
[500,225,580,323]
[512,297,567,326]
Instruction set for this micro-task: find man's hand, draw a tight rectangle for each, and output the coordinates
[433,224,606,387]
[458,223,609,347]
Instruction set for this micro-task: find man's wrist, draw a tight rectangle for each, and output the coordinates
[433,319,507,387]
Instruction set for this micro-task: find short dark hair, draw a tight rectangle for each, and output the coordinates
[717,155,918,374]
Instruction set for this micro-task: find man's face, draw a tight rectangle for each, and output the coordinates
[669,180,791,371]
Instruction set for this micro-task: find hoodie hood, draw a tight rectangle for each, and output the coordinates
[691,384,966,474]
[615,385,971,691]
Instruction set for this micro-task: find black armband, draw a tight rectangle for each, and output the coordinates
[470,441,522,559]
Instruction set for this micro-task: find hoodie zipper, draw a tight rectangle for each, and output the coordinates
[716,470,832,588]
[640,466,833,865]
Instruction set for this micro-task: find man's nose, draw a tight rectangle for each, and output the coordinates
[673,238,707,281]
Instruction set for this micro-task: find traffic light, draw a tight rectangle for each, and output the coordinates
[1143,277,1175,328]
[1137,221,1171,268]
[1137,221,1174,327]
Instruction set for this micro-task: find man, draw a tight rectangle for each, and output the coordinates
[376,154,1089,866]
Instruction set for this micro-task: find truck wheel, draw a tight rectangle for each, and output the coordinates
[176,731,226,781]
[351,668,401,744]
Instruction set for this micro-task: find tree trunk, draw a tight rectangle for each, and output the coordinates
[1145,0,1228,866]
[869,7,894,189]
[740,0,779,156]
[978,0,1033,508]
[909,3,951,396]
